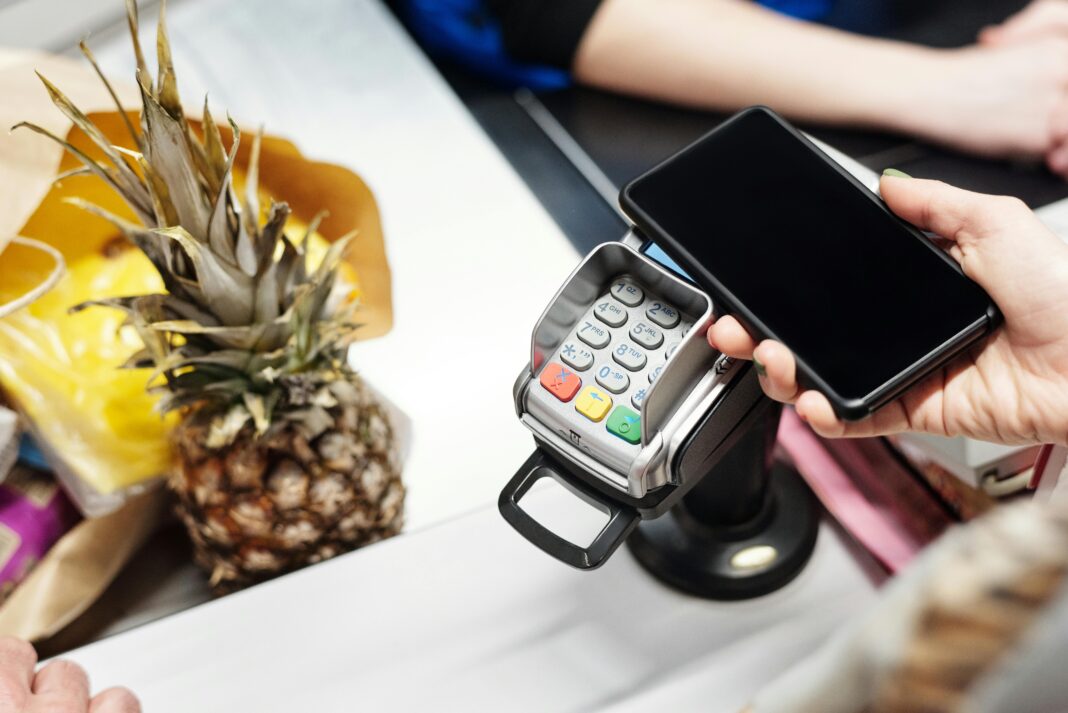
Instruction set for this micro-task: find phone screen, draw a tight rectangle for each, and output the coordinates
[623,108,994,406]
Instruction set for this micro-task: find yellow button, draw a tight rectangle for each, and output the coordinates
[575,386,613,422]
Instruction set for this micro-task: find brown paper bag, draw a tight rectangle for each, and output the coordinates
[0,490,167,641]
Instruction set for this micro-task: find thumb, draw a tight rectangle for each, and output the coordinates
[880,174,1066,318]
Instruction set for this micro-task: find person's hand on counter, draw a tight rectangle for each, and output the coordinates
[977,0,1068,176]
[897,37,1068,163]
[707,173,1068,446]
[0,637,139,712]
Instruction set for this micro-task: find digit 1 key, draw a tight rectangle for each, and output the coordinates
[610,279,644,307]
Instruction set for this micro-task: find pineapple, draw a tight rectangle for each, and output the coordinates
[15,0,404,591]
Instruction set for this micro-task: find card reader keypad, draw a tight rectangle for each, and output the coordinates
[536,275,692,449]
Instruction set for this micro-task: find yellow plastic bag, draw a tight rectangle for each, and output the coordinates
[0,243,175,511]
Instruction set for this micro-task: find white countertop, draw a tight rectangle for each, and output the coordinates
[53,0,880,707]
[65,488,877,713]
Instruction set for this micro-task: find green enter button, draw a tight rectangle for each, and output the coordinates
[606,406,641,444]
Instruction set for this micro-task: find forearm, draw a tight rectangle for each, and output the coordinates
[572,0,944,130]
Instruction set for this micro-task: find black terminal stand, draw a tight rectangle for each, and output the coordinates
[627,400,820,600]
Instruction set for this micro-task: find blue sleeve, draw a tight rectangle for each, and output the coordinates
[401,0,572,90]
[757,0,834,21]
[402,0,838,90]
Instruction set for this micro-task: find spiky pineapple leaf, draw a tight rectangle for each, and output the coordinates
[154,0,181,117]
[205,123,241,265]
[200,98,227,191]
[34,71,150,212]
[13,121,153,224]
[243,392,270,435]
[137,77,209,236]
[124,0,150,81]
[78,39,142,151]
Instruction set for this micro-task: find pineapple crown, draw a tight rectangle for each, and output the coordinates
[13,0,360,445]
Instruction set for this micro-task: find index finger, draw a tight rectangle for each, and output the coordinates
[706,315,758,359]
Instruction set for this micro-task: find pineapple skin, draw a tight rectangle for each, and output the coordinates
[171,370,404,592]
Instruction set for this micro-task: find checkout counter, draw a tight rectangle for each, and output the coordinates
[51,0,1066,710]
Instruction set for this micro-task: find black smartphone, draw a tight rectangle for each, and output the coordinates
[619,106,1000,421]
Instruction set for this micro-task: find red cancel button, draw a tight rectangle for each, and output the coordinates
[539,362,581,402]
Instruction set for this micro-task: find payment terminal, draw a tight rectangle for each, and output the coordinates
[501,231,819,598]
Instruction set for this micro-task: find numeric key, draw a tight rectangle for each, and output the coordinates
[612,342,647,372]
[646,301,680,328]
[576,320,610,349]
[629,321,664,349]
[594,299,627,327]
[595,364,630,394]
[610,279,644,307]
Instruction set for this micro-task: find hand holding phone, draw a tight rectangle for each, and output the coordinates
[621,106,1068,444]
[622,107,1000,422]
[708,173,1068,446]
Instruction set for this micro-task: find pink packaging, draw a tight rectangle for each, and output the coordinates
[0,465,79,601]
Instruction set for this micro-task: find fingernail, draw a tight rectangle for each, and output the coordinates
[753,357,766,377]
[882,168,912,179]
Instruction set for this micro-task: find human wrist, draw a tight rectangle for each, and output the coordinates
[848,44,955,135]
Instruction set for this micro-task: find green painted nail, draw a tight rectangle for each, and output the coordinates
[753,357,766,377]
[882,168,912,179]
